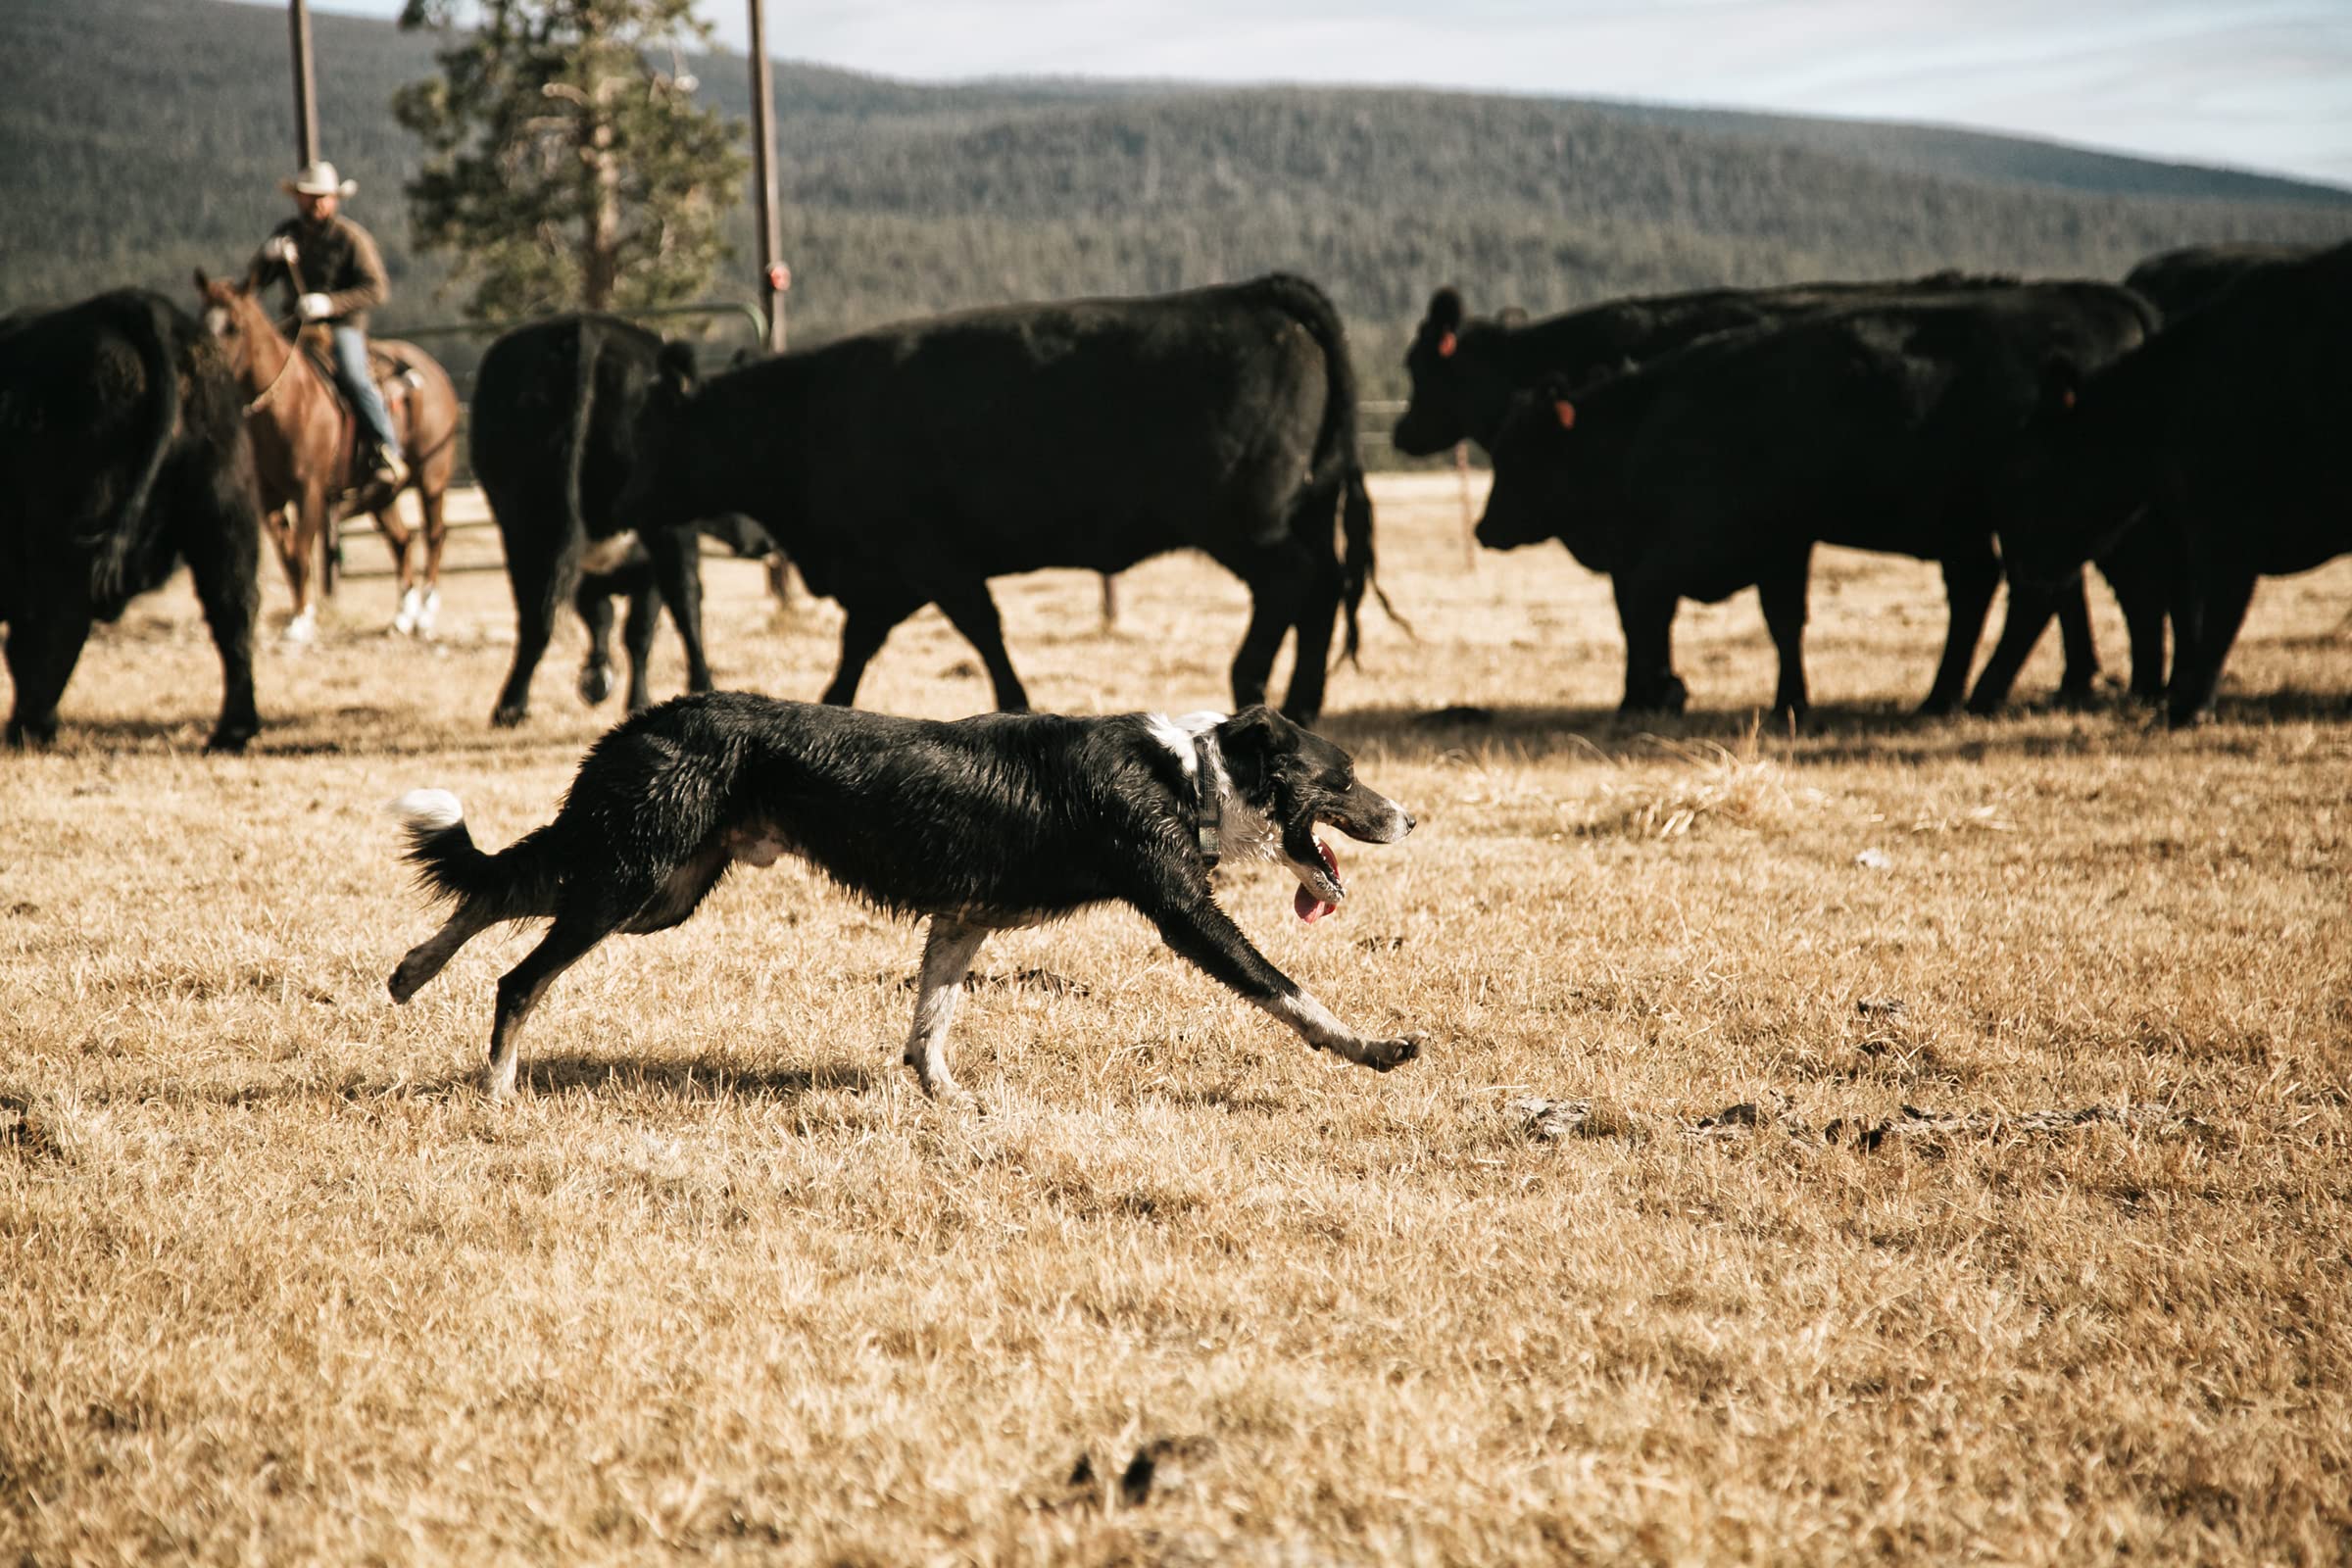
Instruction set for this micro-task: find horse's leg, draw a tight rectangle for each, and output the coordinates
[284,480,326,645]
[377,491,418,634]
[415,478,448,638]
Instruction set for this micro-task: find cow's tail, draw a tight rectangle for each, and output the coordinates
[1250,272,1395,664]
[387,789,564,922]
[81,294,182,611]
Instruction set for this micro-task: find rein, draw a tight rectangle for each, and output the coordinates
[243,334,300,415]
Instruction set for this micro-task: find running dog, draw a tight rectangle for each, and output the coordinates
[387,693,1420,1098]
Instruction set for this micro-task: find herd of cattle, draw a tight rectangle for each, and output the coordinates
[1,239,2345,751]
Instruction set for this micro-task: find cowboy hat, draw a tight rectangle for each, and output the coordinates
[281,160,359,199]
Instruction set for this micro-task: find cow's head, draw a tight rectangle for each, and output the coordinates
[1475,375,1594,556]
[1992,356,2149,588]
[612,342,708,532]
[1393,286,1472,457]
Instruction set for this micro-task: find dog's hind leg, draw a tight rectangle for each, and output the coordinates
[903,918,989,1100]
[1143,891,1422,1073]
[484,907,618,1098]
[389,905,493,1004]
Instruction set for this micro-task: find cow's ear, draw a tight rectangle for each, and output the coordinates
[1427,286,1463,334]
[656,341,699,401]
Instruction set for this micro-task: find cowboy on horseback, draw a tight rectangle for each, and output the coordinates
[249,161,405,490]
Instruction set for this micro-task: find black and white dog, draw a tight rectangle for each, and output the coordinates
[387,693,1420,1098]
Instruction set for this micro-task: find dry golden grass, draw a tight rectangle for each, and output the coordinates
[5,476,2349,1565]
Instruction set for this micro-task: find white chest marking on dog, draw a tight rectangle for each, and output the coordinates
[1144,711,1276,865]
[579,530,640,575]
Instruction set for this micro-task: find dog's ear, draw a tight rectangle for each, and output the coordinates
[1216,706,1291,794]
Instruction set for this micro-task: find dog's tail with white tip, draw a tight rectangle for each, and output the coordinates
[386,788,564,922]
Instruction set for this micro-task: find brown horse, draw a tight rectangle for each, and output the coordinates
[194,270,459,643]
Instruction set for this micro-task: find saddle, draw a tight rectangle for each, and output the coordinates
[296,330,421,501]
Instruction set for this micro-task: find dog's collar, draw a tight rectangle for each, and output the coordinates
[1193,735,1223,869]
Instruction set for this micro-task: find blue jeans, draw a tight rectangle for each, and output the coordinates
[330,324,402,461]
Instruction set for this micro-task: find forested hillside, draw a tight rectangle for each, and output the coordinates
[5,0,2346,394]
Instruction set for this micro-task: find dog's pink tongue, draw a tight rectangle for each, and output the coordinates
[1294,839,1341,923]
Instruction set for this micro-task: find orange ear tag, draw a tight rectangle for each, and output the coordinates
[1437,331,1457,359]
[2062,388,2077,410]
[1553,399,1576,429]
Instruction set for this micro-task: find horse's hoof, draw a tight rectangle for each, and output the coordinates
[281,612,318,648]
[415,591,440,639]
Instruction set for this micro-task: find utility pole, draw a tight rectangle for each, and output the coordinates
[747,0,787,353]
[288,0,319,168]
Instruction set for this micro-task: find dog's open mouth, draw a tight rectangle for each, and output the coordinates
[1293,837,1344,923]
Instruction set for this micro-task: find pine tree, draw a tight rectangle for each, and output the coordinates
[393,0,748,319]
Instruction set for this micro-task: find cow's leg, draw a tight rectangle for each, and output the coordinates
[2097,521,2173,704]
[491,507,576,727]
[1136,883,1421,1072]
[1279,548,1345,726]
[179,468,263,753]
[1612,575,1687,714]
[644,525,713,695]
[1228,555,1307,713]
[2050,570,2100,707]
[3,604,93,749]
[903,918,990,1099]
[821,581,924,708]
[574,578,618,706]
[619,580,662,713]
[931,579,1029,712]
[1919,546,2000,715]
[1756,546,1814,721]
[1966,570,2070,715]
[2167,565,2258,728]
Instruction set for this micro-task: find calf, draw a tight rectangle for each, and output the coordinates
[1,291,261,750]
[472,314,735,727]
[1477,284,2158,718]
[2000,241,2352,726]
[613,273,1377,724]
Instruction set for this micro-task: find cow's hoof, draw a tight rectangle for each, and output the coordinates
[5,718,57,750]
[2166,705,2216,730]
[2053,682,2100,712]
[578,664,614,705]
[490,704,528,729]
[205,723,258,755]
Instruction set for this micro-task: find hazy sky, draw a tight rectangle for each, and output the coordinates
[299,0,2352,187]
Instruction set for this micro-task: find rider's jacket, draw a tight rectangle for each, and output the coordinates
[249,214,390,333]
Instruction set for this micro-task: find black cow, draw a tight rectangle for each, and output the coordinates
[1394,274,1994,458]
[473,314,744,727]
[2000,241,2352,727]
[2124,243,2321,320]
[1477,283,2159,718]
[2074,242,2329,701]
[1400,276,2131,708]
[614,273,1375,723]
[1,290,261,750]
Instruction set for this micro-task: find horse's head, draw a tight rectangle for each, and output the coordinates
[192,270,279,378]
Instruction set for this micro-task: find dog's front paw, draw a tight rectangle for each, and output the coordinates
[1341,1031,1424,1072]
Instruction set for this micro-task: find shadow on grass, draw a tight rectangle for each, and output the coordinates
[1316,686,2347,767]
[127,1054,880,1107]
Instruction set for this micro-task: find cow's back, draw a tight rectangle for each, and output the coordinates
[2125,243,2320,322]
[707,278,1348,569]
[472,314,668,540]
